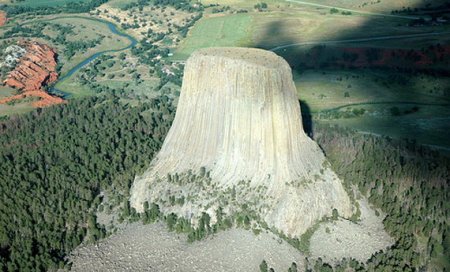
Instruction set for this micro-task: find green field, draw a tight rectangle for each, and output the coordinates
[0,102,35,116]
[172,13,253,60]
[0,86,34,116]
[173,1,449,60]
[106,0,137,8]
[200,0,449,14]
[55,70,160,99]
[294,69,449,112]
[0,0,90,7]
[285,0,450,14]
[293,68,450,150]
[320,105,450,152]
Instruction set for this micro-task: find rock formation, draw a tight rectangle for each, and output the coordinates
[4,41,58,92]
[1,45,27,68]
[131,47,353,237]
[1,41,64,108]
[0,11,7,27]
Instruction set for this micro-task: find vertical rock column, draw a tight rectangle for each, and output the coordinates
[131,47,353,237]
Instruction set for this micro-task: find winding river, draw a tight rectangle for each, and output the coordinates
[49,17,138,97]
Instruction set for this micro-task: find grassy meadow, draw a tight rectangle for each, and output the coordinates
[0,86,34,116]
[0,0,90,7]
[172,13,253,60]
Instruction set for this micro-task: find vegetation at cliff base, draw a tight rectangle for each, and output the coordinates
[314,123,450,271]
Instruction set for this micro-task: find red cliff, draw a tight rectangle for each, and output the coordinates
[0,11,6,27]
[2,41,64,108]
[4,41,59,92]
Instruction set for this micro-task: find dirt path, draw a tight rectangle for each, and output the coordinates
[286,0,419,19]
[270,31,450,51]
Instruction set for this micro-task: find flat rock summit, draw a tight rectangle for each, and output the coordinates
[131,47,353,237]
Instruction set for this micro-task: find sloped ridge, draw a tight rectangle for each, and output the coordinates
[131,47,353,237]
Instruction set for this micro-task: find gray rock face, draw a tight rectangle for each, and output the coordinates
[130,47,352,237]
[1,45,26,68]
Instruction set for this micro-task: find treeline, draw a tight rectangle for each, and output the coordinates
[120,0,203,12]
[1,0,108,16]
[314,123,450,271]
[0,94,175,271]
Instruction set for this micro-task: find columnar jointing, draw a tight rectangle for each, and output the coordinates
[131,47,352,237]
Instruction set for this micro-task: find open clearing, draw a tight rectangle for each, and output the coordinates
[286,0,450,14]
[294,68,450,149]
[295,69,450,112]
[0,0,90,7]
[320,106,450,153]
[0,86,34,116]
[173,1,449,59]
[172,13,253,60]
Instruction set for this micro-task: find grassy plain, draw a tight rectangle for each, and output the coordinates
[295,70,450,112]
[174,2,449,58]
[285,0,450,14]
[172,13,253,60]
[320,105,450,152]
[0,0,90,7]
[0,86,34,116]
[105,0,137,9]
[294,68,450,149]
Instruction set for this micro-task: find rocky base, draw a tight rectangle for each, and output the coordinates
[69,223,305,272]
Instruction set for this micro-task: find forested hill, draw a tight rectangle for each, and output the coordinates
[0,95,174,270]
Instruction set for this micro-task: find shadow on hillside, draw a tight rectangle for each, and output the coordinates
[253,0,450,148]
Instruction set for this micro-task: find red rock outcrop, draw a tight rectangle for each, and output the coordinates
[0,11,6,27]
[0,90,65,108]
[2,41,64,108]
[4,41,59,92]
